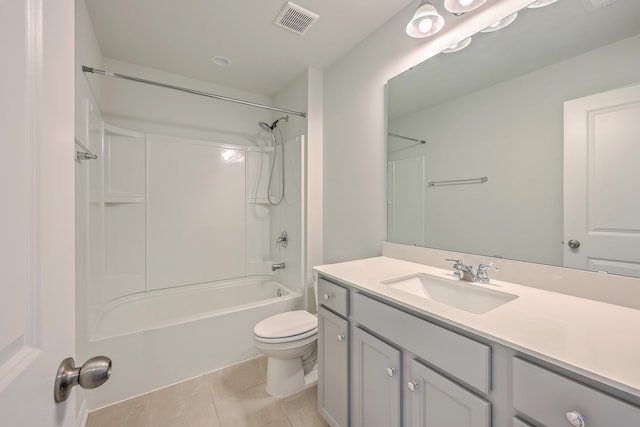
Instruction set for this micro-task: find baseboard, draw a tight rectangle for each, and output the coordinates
[76,398,89,427]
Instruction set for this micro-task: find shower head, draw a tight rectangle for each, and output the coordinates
[258,115,289,132]
[258,121,273,132]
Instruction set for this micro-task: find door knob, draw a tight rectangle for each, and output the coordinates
[568,239,581,249]
[54,356,112,403]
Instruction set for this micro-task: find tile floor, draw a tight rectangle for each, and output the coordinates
[86,356,329,427]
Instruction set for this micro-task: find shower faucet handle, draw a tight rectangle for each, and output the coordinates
[276,231,288,248]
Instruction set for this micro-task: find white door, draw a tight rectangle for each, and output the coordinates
[564,83,640,277]
[0,1,76,426]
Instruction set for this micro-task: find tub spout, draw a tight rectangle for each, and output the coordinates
[271,262,285,271]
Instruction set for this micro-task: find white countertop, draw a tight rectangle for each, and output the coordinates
[314,256,640,399]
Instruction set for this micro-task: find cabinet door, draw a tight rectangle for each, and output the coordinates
[352,327,402,427]
[318,307,349,427]
[408,359,490,427]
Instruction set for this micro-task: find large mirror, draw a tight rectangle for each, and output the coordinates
[387,0,640,278]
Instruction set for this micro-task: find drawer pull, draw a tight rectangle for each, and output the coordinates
[566,411,585,427]
[337,334,345,342]
[407,381,418,392]
[386,367,397,377]
[323,292,334,300]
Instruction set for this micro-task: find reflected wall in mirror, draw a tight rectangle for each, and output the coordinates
[387,0,640,278]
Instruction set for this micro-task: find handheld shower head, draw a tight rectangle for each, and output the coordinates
[258,115,289,132]
[258,121,272,132]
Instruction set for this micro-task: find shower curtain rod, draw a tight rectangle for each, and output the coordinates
[82,66,307,118]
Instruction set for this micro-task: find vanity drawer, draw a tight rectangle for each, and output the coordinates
[513,357,640,426]
[318,278,349,317]
[352,292,491,394]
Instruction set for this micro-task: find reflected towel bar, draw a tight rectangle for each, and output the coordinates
[388,132,426,144]
[428,177,488,187]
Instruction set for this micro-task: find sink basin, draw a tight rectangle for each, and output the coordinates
[381,273,517,314]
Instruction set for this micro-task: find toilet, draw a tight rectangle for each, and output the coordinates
[253,309,318,397]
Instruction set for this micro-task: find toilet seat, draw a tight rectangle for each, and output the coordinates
[254,310,318,344]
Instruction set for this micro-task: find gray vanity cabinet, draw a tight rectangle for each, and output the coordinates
[316,273,640,427]
[351,291,491,427]
[408,359,490,427]
[352,326,402,427]
[317,278,350,427]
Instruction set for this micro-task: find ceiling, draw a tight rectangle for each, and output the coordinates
[84,0,414,97]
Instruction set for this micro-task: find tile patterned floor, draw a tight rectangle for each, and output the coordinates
[86,357,328,427]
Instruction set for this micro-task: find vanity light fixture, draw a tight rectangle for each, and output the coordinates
[443,0,487,15]
[527,0,560,8]
[480,12,518,33]
[442,36,472,53]
[406,1,445,38]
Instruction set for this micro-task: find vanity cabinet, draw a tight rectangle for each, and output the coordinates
[316,273,640,427]
[352,291,491,427]
[317,278,350,427]
[352,326,402,427]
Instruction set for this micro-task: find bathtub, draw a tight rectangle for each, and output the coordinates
[80,276,302,409]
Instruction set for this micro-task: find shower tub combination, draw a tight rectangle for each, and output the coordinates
[77,118,306,409]
[84,276,301,409]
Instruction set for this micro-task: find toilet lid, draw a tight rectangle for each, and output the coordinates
[254,310,318,341]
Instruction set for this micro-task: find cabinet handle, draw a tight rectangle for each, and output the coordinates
[386,367,397,377]
[323,292,334,300]
[336,334,345,342]
[407,381,418,392]
[566,411,585,427]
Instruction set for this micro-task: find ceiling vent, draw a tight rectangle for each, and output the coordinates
[273,1,319,35]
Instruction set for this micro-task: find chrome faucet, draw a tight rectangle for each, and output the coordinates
[446,259,474,281]
[446,259,499,283]
[271,262,286,271]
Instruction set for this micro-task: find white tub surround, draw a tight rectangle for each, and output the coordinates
[314,255,640,401]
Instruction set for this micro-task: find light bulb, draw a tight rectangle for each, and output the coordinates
[418,18,433,33]
[444,0,486,14]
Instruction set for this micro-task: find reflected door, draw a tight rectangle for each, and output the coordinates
[564,83,640,277]
[387,156,426,245]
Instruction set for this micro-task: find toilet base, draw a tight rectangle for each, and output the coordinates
[265,359,318,398]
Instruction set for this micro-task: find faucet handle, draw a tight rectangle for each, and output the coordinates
[475,263,499,283]
[446,259,472,280]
